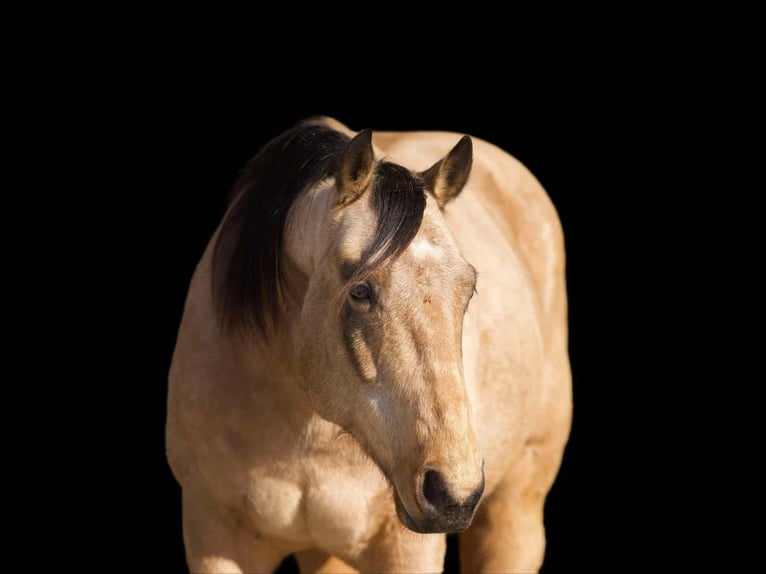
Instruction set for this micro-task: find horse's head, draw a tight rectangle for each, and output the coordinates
[214,119,484,533]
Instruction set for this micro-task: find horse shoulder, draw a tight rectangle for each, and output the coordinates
[166,235,282,484]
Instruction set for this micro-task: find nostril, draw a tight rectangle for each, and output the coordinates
[422,469,449,510]
[418,468,485,532]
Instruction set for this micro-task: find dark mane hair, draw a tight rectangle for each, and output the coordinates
[345,161,426,290]
[212,119,427,337]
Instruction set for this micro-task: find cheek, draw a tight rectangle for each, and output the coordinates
[296,292,342,382]
[297,316,343,380]
[296,338,354,428]
[295,301,362,421]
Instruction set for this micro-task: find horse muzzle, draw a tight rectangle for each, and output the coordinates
[395,467,485,534]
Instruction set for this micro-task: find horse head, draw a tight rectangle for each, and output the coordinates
[214,119,484,533]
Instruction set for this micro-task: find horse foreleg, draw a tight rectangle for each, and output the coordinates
[459,441,563,573]
[182,486,286,574]
[352,518,446,573]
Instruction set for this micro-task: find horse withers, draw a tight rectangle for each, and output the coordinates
[166,117,572,573]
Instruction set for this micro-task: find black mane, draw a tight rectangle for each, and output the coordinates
[212,119,426,337]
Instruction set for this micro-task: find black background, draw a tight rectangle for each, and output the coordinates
[22,9,749,566]
[74,64,667,572]
[8,1,749,563]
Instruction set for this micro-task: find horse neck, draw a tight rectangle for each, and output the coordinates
[242,251,311,368]
[178,233,313,422]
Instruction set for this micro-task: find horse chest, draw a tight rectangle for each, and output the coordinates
[246,452,387,552]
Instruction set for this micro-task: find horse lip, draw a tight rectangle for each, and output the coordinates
[393,489,477,534]
[393,491,431,533]
[394,490,465,534]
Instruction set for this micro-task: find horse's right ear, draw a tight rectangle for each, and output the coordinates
[420,135,473,209]
[337,129,375,206]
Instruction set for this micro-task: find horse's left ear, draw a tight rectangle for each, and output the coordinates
[420,135,473,209]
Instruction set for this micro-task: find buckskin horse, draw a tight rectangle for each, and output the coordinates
[166,116,572,573]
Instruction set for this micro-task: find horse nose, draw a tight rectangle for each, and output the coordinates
[419,468,485,532]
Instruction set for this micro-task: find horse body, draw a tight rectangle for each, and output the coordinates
[167,118,572,573]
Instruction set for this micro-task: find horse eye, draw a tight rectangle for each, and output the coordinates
[349,283,371,301]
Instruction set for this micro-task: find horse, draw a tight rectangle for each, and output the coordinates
[166,116,572,573]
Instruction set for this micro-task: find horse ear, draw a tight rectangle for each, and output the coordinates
[337,129,375,206]
[420,135,473,209]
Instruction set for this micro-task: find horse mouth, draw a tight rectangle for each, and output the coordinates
[393,490,472,534]
[393,491,432,533]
